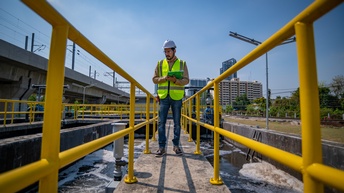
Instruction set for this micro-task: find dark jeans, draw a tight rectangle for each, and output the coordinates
[158,95,182,149]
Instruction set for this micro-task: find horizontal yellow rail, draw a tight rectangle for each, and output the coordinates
[0,159,52,193]
[183,115,303,171]
[59,120,152,168]
[306,163,344,191]
[0,99,157,126]
[0,119,155,193]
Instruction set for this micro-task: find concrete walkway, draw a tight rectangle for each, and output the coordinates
[114,120,231,193]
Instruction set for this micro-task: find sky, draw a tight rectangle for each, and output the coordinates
[1,0,343,98]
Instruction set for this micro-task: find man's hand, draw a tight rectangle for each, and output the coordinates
[166,76,177,83]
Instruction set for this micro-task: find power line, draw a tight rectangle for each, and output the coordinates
[0,8,50,39]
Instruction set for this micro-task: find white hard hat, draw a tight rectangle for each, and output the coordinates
[162,40,176,49]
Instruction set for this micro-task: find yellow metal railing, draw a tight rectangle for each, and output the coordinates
[0,99,45,126]
[181,0,344,192]
[0,0,158,192]
[0,100,157,126]
[1,0,343,193]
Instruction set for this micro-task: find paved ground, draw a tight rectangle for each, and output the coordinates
[114,120,231,193]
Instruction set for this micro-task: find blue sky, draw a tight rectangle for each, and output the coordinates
[1,0,343,98]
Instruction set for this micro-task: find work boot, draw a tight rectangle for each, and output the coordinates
[173,146,183,155]
[155,148,166,157]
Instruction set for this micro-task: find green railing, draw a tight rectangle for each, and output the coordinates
[181,0,344,192]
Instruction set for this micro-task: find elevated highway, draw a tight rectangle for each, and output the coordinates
[0,39,129,104]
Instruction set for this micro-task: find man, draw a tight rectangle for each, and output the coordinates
[152,40,190,157]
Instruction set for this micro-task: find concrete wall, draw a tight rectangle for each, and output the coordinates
[222,121,344,181]
[0,119,154,173]
[0,121,113,173]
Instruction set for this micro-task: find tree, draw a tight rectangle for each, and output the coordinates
[246,104,256,115]
[28,94,37,101]
[225,105,233,114]
[233,94,250,111]
[253,97,266,111]
[290,88,300,109]
[319,85,339,109]
[330,75,344,99]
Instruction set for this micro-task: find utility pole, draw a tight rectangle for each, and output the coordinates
[67,42,76,70]
[104,71,116,87]
[229,31,295,130]
[112,71,116,88]
[72,42,76,70]
[31,33,34,52]
[25,36,28,50]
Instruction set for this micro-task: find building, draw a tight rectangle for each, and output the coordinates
[186,78,208,96]
[219,78,262,106]
[220,58,237,80]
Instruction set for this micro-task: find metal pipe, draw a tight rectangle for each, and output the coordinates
[188,100,192,142]
[124,83,137,183]
[39,25,68,193]
[295,21,323,193]
[210,83,223,185]
[265,52,269,129]
[194,94,201,155]
[144,96,151,154]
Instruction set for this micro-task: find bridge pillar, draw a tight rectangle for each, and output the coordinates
[0,76,33,118]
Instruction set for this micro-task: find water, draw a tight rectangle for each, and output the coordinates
[58,139,145,193]
[56,139,303,193]
[201,140,303,193]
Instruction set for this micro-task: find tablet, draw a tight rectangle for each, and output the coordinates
[168,70,184,79]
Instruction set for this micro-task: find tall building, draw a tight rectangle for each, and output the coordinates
[219,78,262,106]
[220,58,237,80]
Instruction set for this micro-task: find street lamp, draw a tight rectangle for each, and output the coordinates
[72,83,96,104]
[229,31,295,129]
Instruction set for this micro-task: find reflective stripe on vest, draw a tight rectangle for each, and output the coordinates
[157,59,185,100]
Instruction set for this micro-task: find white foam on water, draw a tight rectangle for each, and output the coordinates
[239,161,304,192]
[57,139,145,191]
[58,146,115,191]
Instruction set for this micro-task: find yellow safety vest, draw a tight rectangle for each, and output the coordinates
[157,59,185,100]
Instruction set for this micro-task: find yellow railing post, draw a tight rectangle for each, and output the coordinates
[11,101,15,124]
[124,83,137,184]
[188,100,193,142]
[184,100,190,134]
[39,24,69,193]
[152,98,157,141]
[295,21,323,193]
[120,105,123,120]
[144,96,151,154]
[181,105,184,129]
[194,94,201,155]
[74,104,77,120]
[4,101,7,126]
[210,83,223,185]
[186,102,188,133]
